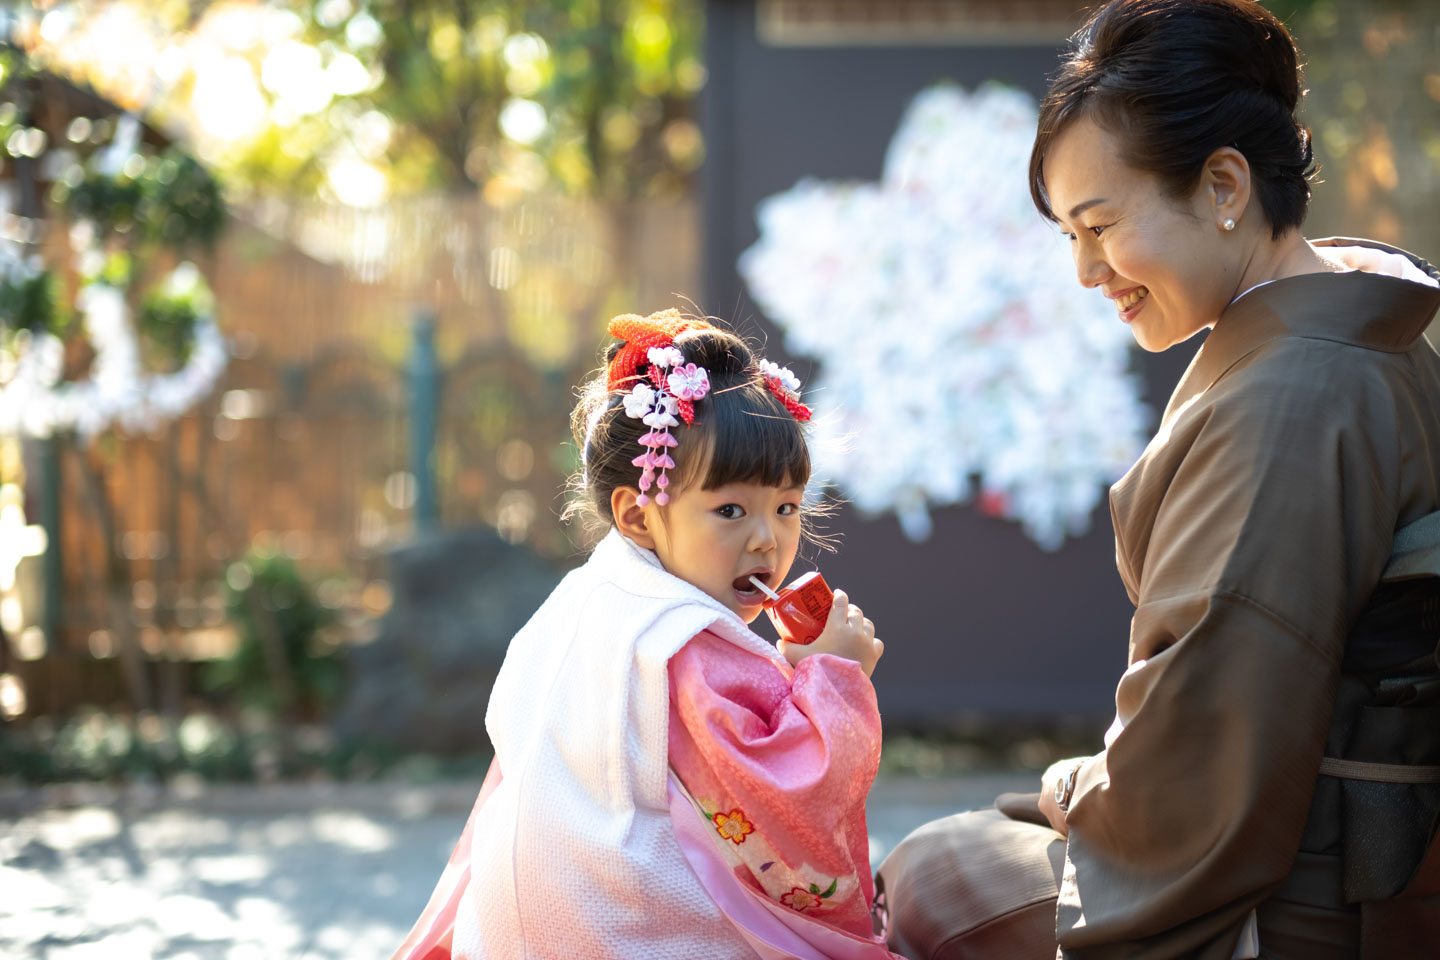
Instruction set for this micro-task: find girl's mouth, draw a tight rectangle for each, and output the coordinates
[732,572,772,605]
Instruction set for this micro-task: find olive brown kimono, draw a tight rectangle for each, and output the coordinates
[878,239,1440,960]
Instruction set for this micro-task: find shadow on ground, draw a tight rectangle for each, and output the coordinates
[1,772,1034,959]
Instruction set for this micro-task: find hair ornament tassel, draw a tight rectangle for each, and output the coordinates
[623,346,706,506]
[759,359,812,422]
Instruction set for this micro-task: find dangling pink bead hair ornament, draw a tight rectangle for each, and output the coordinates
[623,345,706,506]
[607,310,715,505]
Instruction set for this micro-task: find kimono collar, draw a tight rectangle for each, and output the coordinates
[1166,237,1440,421]
[591,527,776,655]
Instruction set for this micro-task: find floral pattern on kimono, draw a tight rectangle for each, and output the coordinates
[668,629,884,941]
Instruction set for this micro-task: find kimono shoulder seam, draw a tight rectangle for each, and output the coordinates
[1215,335,1371,392]
[1207,330,1411,402]
[1209,587,1321,654]
[1286,331,1425,356]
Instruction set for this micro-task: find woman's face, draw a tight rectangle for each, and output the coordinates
[1042,115,1239,352]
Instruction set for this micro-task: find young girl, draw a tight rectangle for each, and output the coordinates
[394,309,898,960]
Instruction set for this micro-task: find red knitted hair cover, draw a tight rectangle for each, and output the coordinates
[605,309,716,392]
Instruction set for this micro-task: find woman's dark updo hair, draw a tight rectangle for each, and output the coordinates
[1029,0,1317,239]
[568,321,812,530]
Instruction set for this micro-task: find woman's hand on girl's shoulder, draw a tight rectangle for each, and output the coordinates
[778,589,884,677]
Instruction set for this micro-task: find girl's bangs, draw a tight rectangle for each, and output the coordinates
[698,388,811,491]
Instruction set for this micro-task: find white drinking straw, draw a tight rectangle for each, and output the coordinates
[749,575,781,602]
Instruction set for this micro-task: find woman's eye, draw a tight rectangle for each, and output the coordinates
[716,504,744,519]
[1090,225,1107,238]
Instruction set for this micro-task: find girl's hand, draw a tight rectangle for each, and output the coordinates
[777,589,884,677]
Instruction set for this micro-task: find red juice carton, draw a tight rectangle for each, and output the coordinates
[758,571,833,645]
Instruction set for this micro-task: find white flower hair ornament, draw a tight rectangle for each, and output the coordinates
[759,359,812,422]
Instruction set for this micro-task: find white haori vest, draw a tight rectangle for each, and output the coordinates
[455,528,783,959]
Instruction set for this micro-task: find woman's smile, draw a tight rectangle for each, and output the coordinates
[1109,285,1151,323]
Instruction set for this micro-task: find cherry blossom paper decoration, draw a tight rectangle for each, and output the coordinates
[739,83,1150,550]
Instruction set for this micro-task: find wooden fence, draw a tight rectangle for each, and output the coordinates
[10,194,698,718]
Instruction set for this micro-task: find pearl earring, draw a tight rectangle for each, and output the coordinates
[1222,218,1236,231]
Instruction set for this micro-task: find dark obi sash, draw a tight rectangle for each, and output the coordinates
[1312,509,1440,955]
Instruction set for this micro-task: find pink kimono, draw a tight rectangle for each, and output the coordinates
[392,530,899,960]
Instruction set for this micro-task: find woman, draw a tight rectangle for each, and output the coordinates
[877,1,1440,958]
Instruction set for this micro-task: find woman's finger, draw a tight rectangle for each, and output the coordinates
[862,617,875,639]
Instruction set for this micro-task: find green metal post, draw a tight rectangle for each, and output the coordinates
[40,434,61,645]
[409,311,440,531]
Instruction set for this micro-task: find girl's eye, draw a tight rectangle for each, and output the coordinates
[777,502,799,517]
[716,504,744,519]
[1089,225,1107,238]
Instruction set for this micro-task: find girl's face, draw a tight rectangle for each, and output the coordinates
[1042,115,1240,352]
[645,476,805,623]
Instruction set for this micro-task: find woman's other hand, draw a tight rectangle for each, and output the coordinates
[778,589,884,677]
[1038,757,1086,837]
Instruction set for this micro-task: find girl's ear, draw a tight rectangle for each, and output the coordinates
[611,486,657,549]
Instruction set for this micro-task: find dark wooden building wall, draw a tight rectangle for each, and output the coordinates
[701,0,1196,727]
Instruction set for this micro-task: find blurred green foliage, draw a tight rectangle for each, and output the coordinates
[202,552,345,717]
[302,0,703,199]
[0,268,66,340]
[56,150,226,250]
[137,263,215,368]
[137,285,198,367]
[0,708,495,783]
[1282,0,1440,256]
[31,0,703,203]
[0,710,252,782]
[274,0,702,201]
[0,38,227,372]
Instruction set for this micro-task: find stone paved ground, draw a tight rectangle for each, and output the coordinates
[0,772,1034,960]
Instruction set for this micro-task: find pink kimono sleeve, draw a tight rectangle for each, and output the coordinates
[390,759,503,960]
[667,629,885,944]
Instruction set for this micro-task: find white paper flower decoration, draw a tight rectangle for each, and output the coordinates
[622,382,657,418]
[739,83,1151,550]
[0,272,228,442]
[647,346,685,369]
